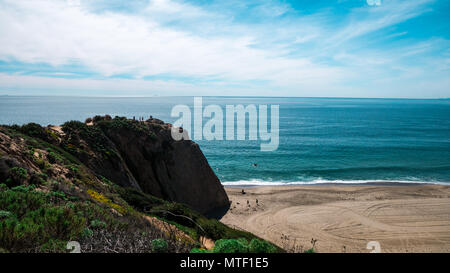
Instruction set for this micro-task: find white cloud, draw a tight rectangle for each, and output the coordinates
[0,0,448,97]
[0,0,341,88]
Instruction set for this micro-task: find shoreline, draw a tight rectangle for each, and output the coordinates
[222,181,449,188]
[220,184,450,253]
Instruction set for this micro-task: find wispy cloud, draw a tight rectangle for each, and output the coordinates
[0,0,448,97]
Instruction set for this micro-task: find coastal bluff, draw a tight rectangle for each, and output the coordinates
[0,115,229,216]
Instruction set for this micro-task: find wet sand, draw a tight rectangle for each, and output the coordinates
[221,184,450,253]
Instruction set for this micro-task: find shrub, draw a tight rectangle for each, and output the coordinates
[6,167,29,186]
[0,217,40,250]
[117,187,165,211]
[0,188,47,217]
[248,239,277,253]
[47,152,60,164]
[39,239,67,253]
[213,239,248,253]
[29,173,47,185]
[47,191,68,201]
[92,116,104,123]
[0,187,86,252]
[152,238,168,253]
[11,185,35,192]
[194,238,278,254]
[87,189,127,214]
[0,210,13,219]
[81,227,94,238]
[61,120,86,133]
[37,206,86,239]
[90,219,107,229]
[19,123,50,142]
[190,248,211,253]
[62,120,113,156]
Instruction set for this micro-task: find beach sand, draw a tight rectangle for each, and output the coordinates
[221,184,450,253]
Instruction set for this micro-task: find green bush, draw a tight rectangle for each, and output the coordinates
[152,238,168,253]
[248,239,277,253]
[304,248,315,253]
[47,152,60,164]
[117,187,165,211]
[47,191,68,201]
[37,206,86,239]
[190,248,211,253]
[6,167,29,186]
[11,185,35,192]
[90,219,107,229]
[0,188,87,252]
[81,227,94,238]
[19,123,55,143]
[0,210,13,219]
[61,121,86,133]
[39,239,67,253]
[0,188,47,217]
[213,239,248,253]
[191,238,278,254]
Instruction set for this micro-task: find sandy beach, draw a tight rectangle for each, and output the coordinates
[221,184,450,253]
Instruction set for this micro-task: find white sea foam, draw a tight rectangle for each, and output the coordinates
[221,179,448,186]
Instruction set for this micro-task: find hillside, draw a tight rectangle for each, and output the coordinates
[0,116,279,253]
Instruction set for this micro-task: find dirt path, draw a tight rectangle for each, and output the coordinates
[143,215,215,250]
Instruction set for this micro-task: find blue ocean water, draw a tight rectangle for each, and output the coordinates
[1,96,449,185]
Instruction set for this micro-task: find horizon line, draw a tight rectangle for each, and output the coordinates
[0,94,449,100]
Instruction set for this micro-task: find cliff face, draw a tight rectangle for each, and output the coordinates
[99,123,229,216]
[0,116,230,216]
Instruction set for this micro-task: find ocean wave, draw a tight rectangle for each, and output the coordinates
[221,179,449,186]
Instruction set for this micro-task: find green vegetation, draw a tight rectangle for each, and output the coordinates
[117,187,282,252]
[0,210,12,219]
[148,202,261,242]
[190,248,210,253]
[248,238,278,253]
[190,238,278,253]
[0,187,84,252]
[62,120,114,157]
[90,219,107,229]
[152,238,168,253]
[0,122,196,253]
[213,238,248,253]
[17,123,57,144]
[96,116,157,140]
[5,167,29,187]
[0,122,281,253]
[0,184,190,253]
[304,248,315,253]
[119,187,246,240]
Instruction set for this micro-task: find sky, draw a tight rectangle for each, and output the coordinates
[0,0,449,98]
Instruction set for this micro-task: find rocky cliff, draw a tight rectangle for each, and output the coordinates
[0,116,229,216]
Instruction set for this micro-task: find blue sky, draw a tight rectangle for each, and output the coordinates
[0,0,448,98]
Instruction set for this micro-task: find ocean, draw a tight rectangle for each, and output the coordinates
[1,96,449,185]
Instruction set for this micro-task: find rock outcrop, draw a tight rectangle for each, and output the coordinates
[98,122,229,216]
[1,116,229,216]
